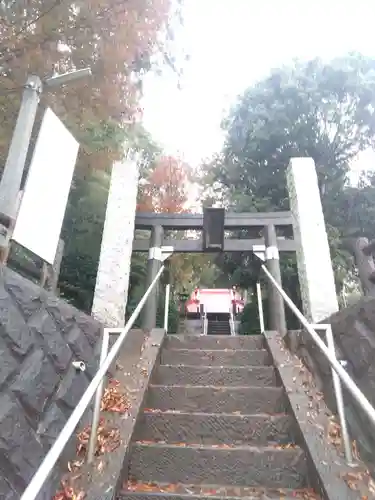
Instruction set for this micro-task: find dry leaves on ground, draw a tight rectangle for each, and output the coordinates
[327,416,342,448]
[101,378,131,413]
[52,481,86,500]
[126,480,178,493]
[77,418,121,457]
[53,412,122,498]
[342,469,375,497]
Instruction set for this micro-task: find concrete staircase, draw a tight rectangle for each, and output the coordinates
[120,334,319,500]
[207,317,231,335]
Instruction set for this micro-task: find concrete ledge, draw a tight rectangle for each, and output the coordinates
[55,328,165,500]
[264,330,372,500]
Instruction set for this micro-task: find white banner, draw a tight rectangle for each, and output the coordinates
[12,108,79,264]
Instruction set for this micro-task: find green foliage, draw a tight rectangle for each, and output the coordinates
[58,124,161,311]
[238,284,301,335]
[156,291,180,334]
[59,169,109,311]
[125,283,180,334]
[203,52,375,332]
[238,301,261,335]
[208,53,375,215]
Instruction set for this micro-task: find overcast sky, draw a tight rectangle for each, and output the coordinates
[142,0,375,178]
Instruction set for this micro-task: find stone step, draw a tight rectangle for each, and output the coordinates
[128,442,307,489]
[145,386,287,414]
[165,335,264,351]
[134,411,294,445]
[161,349,271,367]
[207,324,230,335]
[207,330,231,336]
[152,365,279,387]
[207,324,230,332]
[120,483,319,499]
[208,323,230,328]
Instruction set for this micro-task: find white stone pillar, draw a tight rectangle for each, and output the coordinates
[286,157,339,322]
[91,157,139,327]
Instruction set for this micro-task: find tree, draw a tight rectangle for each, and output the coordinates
[1,1,190,326]
[202,53,375,317]
[138,155,191,212]
[135,153,220,317]
[0,0,180,175]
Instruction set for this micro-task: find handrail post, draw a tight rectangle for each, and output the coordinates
[259,262,375,467]
[143,225,163,330]
[264,224,286,334]
[87,329,110,464]
[229,308,234,336]
[203,314,208,335]
[164,283,171,333]
[256,282,265,333]
[325,325,354,465]
[311,323,354,465]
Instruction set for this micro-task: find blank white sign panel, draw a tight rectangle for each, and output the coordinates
[12,108,79,264]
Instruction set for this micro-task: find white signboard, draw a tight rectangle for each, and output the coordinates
[12,108,79,264]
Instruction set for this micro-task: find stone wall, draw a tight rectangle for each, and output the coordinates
[0,265,101,499]
[287,296,375,471]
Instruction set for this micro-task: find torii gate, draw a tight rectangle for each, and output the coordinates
[133,210,295,333]
[91,157,339,331]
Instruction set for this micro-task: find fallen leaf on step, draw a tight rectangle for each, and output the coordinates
[53,481,86,500]
[341,471,366,490]
[125,481,177,493]
[101,380,130,413]
[327,418,341,448]
[160,484,178,492]
[67,460,83,473]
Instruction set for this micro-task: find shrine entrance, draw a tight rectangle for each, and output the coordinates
[91,157,339,330]
[133,209,297,332]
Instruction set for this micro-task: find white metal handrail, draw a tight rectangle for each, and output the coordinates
[164,283,171,333]
[259,263,375,465]
[310,322,353,464]
[21,265,166,500]
[203,314,208,335]
[229,308,235,336]
[256,282,265,333]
